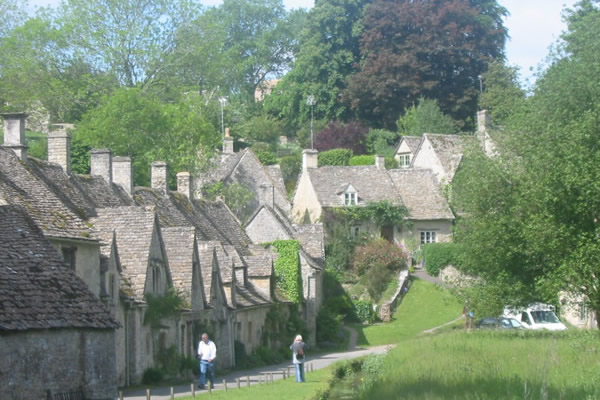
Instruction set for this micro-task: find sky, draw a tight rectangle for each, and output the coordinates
[28,0,577,86]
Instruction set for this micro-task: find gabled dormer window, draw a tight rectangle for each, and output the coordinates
[344,192,357,206]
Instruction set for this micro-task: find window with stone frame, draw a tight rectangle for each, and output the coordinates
[398,153,411,167]
[61,246,77,270]
[344,191,358,206]
[420,231,437,244]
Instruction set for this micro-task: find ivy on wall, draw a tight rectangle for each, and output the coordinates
[338,201,409,227]
[270,240,302,304]
[144,288,184,327]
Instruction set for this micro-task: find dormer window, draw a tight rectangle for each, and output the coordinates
[398,153,411,168]
[344,192,357,206]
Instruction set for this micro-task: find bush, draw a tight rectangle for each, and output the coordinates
[365,264,393,302]
[255,150,278,165]
[142,367,164,385]
[423,242,459,276]
[319,148,353,166]
[353,239,407,276]
[366,129,399,156]
[353,299,377,323]
[316,307,343,343]
[349,155,375,166]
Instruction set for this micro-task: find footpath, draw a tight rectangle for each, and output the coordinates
[123,327,390,400]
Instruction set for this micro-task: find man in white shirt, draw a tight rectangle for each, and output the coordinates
[197,333,217,389]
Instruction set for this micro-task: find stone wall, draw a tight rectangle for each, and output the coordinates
[0,328,117,400]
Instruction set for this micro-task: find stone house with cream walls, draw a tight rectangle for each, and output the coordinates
[394,136,422,168]
[0,204,119,400]
[291,150,454,252]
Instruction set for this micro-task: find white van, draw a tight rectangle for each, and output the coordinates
[503,303,567,331]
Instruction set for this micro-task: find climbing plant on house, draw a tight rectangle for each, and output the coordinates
[143,288,185,327]
[340,200,409,227]
[270,239,302,304]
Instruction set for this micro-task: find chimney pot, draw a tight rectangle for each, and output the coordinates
[1,112,28,161]
[302,149,318,170]
[177,171,192,199]
[90,148,112,184]
[47,130,71,174]
[112,156,133,195]
[477,110,491,133]
[151,161,169,193]
[375,155,385,169]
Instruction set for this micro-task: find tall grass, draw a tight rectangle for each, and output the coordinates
[360,330,600,399]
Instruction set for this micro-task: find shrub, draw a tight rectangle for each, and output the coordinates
[353,299,377,323]
[316,307,343,343]
[142,367,164,385]
[255,150,278,165]
[315,120,369,154]
[319,148,353,166]
[349,155,375,166]
[365,264,393,302]
[366,129,399,156]
[353,239,407,276]
[423,242,459,276]
[324,295,355,320]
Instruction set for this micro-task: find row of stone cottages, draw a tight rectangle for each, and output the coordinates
[289,110,594,329]
[0,113,324,399]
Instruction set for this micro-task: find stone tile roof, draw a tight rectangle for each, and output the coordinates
[74,175,133,209]
[387,169,454,220]
[0,148,96,241]
[90,206,159,300]
[420,134,469,180]
[161,226,199,304]
[197,241,230,310]
[396,136,422,154]
[293,224,325,263]
[235,282,271,307]
[265,164,287,196]
[202,201,252,252]
[0,205,119,331]
[243,254,273,277]
[307,165,402,207]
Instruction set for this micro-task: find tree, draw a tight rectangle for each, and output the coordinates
[345,0,508,129]
[314,120,369,154]
[0,0,26,37]
[452,0,600,320]
[61,0,198,88]
[478,60,526,126]
[76,88,219,186]
[396,98,459,136]
[264,0,371,130]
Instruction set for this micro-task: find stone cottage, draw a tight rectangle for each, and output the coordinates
[0,205,119,400]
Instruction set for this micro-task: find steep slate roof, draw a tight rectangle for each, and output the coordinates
[90,206,160,300]
[243,254,273,278]
[202,201,252,251]
[395,136,422,154]
[264,165,287,196]
[387,169,454,220]
[294,224,325,264]
[74,174,133,209]
[161,226,202,304]
[197,240,230,311]
[0,148,95,241]
[235,282,272,307]
[307,165,402,207]
[0,205,119,331]
[418,134,469,179]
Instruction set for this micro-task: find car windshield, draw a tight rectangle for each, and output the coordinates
[507,318,522,328]
[530,310,560,324]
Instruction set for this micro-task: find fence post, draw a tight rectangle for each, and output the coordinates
[247,376,250,387]
[282,368,286,379]
[191,383,196,398]
[223,379,227,392]
[287,366,290,378]
[170,387,174,399]
[146,389,150,400]
[119,391,124,400]
[236,378,240,389]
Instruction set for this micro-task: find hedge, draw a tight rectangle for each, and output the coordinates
[423,242,459,276]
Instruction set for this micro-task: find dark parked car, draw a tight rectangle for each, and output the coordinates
[476,317,524,330]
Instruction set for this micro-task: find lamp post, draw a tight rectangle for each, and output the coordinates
[219,97,227,137]
[478,75,483,93]
[306,95,316,149]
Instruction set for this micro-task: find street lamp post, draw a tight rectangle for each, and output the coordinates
[306,95,316,149]
[478,75,483,93]
[219,97,227,137]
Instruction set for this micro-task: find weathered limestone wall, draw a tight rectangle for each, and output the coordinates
[0,329,117,400]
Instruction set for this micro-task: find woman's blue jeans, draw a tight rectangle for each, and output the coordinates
[295,362,305,382]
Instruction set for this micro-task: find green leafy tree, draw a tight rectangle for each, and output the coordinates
[366,129,399,157]
[396,98,459,136]
[318,148,353,166]
[345,0,508,129]
[478,60,526,126]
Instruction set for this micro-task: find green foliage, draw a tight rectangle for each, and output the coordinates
[271,240,302,304]
[278,153,301,195]
[323,211,360,272]
[235,115,283,145]
[478,60,526,126]
[255,149,278,165]
[316,306,343,343]
[349,155,374,166]
[352,299,377,324]
[202,182,254,218]
[423,242,460,277]
[141,367,164,385]
[366,129,400,157]
[341,201,409,227]
[318,148,353,166]
[396,98,459,136]
[143,288,185,327]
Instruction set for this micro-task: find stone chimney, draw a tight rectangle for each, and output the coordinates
[112,156,133,195]
[223,127,234,154]
[90,148,112,184]
[302,149,318,170]
[47,129,71,174]
[177,171,192,199]
[259,183,274,209]
[477,110,491,133]
[1,112,28,161]
[375,155,385,169]
[151,161,168,193]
